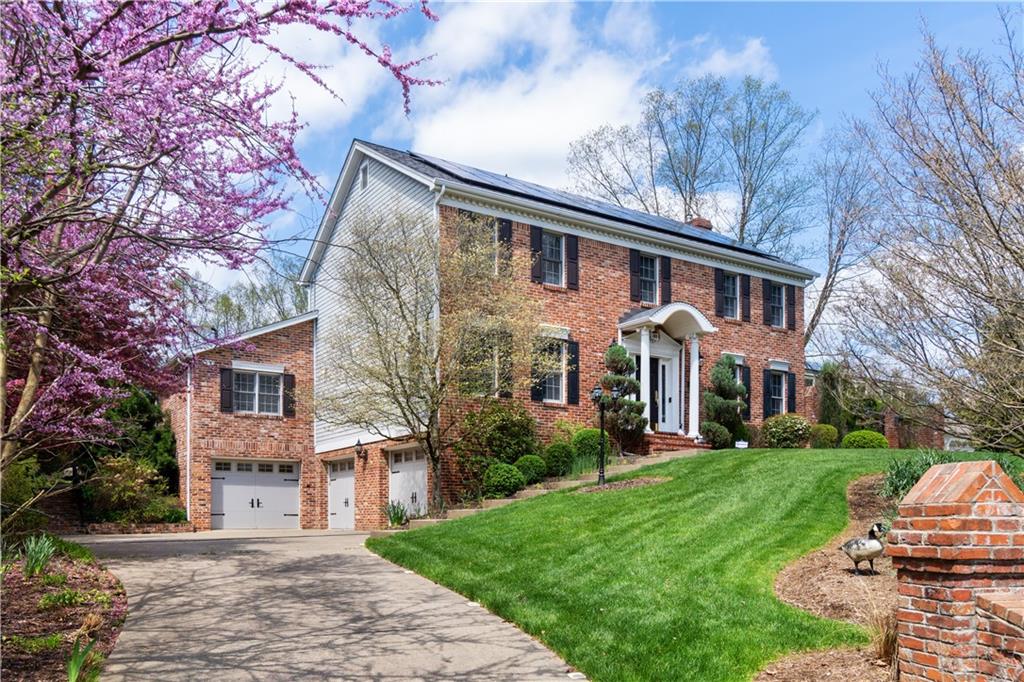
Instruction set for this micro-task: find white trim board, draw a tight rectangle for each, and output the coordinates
[191,311,318,355]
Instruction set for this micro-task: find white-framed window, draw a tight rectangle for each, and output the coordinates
[236,462,253,472]
[541,231,564,286]
[233,371,282,415]
[257,463,274,473]
[542,341,566,403]
[638,253,658,304]
[768,371,785,417]
[279,464,294,473]
[359,163,369,190]
[723,274,739,318]
[770,283,785,327]
[214,461,231,472]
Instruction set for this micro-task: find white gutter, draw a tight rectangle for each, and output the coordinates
[185,365,192,522]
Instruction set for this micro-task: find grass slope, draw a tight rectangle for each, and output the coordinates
[368,448,909,682]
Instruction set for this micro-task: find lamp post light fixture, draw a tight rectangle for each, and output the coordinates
[590,385,610,485]
[354,439,367,461]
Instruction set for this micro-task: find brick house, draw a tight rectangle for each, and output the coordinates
[165,139,816,531]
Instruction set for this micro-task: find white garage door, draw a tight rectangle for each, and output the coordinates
[211,460,300,529]
[389,450,427,517]
[328,459,355,530]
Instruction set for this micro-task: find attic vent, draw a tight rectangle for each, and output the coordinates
[359,163,368,190]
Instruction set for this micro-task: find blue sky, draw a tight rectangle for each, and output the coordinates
[219,1,1010,286]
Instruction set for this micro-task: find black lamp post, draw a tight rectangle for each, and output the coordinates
[590,385,621,485]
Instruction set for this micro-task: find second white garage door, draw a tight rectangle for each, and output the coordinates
[328,459,355,530]
[211,460,300,529]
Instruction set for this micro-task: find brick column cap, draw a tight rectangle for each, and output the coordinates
[900,460,1024,509]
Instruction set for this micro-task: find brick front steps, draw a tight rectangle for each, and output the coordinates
[368,448,705,537]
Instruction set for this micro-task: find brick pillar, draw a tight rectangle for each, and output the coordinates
[888,460,1024,681]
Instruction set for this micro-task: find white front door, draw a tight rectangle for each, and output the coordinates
[328,459,356,530]
[389,450,427,517]
[210,460,300,529]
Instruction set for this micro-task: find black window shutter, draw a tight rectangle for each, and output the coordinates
[787,372,797,413]
[530,352,543,402]
[497,333,513,398]
[661,256,671,303]
[742,365,752,420]
[282,373,296,417]
[741,275,751,322]
[497,218,512,246]
[219,368,233,413]
[762,279,772,325]
[714,268,725,317]
[786,285,797,331]
[530,226,543,283]
[762,368,772,418]
[629,249,641,302]
[566,341,580,405]
[566,235,579,290]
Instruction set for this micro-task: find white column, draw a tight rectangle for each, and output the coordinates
[640,327,652,433]
[677,349,686,435]
[687,334,701,438]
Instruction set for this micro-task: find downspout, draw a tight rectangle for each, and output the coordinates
[185,365,192,521]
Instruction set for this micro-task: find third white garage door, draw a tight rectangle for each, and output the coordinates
[211,460,300,529]
[328,459,355,530]
[389,450,427,517]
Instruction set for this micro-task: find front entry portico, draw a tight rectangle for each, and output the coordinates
[618,302,717,438]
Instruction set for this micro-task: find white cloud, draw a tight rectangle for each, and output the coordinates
[685,37,778,81]
[602,3,656,52]
[382,3,656,188]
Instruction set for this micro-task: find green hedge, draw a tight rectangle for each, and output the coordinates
[762,414,812,448]
[810,424,839,448]
[482,463,526,498]
[841,429,889,449]
[514,455,547,485]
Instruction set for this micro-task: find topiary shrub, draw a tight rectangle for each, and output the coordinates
[599,344,647,452]
[514,455,547,485]
[810,423,839,449]
[482,462,526,498]
[762,414,812,448]
[543,442,575,477]
[572,428,612,467]
[841,429,889,449]
[700,421,732,450]
[702,355,747,444]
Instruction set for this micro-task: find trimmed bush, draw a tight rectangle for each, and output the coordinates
[543,442,575,477]
[701,421,732,450]
[572,428,612,465]
[514,455,547,485]
[746,424,762,448]
[810,423,839,449]
[841,429,889,449]
[482,462,526,498]
[458,399,539,465]
[762,414,812,448]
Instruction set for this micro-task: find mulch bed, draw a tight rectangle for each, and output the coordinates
[774,474,897,626]
[755,647,891,682]
[755,473,897,682]
[1,556,127,681]
[577,477,670,493]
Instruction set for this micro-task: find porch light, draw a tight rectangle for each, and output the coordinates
[354,439,367,460]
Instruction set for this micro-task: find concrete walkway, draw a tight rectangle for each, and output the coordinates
[81,531,574,681]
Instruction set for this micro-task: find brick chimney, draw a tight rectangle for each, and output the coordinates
[689,216,713,231]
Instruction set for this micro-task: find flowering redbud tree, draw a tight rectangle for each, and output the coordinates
[0,1,437,474]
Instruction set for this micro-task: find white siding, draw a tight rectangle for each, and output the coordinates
[312,158,435,453]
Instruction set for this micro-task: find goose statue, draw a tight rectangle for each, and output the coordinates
[839,523,886,575]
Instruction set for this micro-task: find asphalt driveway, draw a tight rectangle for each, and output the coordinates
[80,530,573,681]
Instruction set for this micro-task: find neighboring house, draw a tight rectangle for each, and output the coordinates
[165,139,816,531]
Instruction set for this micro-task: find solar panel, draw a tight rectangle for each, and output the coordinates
[370,144,781,262]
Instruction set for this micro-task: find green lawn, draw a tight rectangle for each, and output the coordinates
[367,448,915,682]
